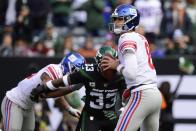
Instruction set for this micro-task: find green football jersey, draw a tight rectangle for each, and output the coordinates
[69,64,126,117]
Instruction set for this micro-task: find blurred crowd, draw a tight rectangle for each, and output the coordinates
[0,0,195,130]
[0,0,195,58]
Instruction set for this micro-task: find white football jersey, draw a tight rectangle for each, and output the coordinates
[118,32,157,90]
[6,64,63,109]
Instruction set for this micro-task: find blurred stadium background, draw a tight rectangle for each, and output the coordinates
[0,0,195,131]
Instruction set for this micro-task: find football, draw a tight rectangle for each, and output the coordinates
[102,69,116,80]
[101,54,116,80]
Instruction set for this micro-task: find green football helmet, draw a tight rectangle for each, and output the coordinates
[95,46,118,66]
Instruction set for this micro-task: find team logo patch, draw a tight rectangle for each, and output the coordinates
[89,82,95,87]
[68,54,77,62]
[129,8,137,15]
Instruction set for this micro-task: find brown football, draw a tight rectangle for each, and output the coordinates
[101,54,116,80]
[102,69,116,80]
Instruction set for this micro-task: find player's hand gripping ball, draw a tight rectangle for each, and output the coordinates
[100,54,117,80]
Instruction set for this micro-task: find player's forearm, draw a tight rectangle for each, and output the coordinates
[30,74,71,102]
[117,52,137,80]
[55,97,72,111]
[46,74,69,90]
[44,84,83,98]
[46,74,84,92]
[51,78,65,87]
[43,88,72,98]
[55,97,80,118]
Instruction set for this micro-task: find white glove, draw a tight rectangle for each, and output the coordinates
[67,107,81,118]
[119,107,125,113]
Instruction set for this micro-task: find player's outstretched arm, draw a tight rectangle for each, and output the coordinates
[43,73,72,90]
[41,84,83,98]
[55,96,81,118]
[33,74,70,93]
[41,88,72,98]
[30,73,80,101]
[30,78,66,102]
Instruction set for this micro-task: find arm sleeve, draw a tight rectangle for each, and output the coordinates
[119,50,137,81]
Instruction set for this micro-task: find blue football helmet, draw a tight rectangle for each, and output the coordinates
[109,4,140,34]
[61,52,85,74]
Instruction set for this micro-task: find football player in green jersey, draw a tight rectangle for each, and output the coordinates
[30,46,126,131]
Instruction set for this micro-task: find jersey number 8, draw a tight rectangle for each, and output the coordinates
[145,41,155,70]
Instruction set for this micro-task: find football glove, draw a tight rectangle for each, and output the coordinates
[30,84,50,102]
[30,92,40,103]
[103,110,118,120]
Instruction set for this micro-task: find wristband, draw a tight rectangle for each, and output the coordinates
[117,64,125,74]
[46,81,56,90]
[66,106,72,112]
[62,75,69,86]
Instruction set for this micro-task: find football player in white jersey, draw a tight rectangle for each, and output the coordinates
[101,4,162,131]
[1,52,85,131]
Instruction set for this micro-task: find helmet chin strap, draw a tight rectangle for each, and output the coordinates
[114,25,130,34]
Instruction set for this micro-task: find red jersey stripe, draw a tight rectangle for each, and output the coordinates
[48,66,57,79]
[119,41,137,52]
[51,66,59,78]
[46,69,54,80]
